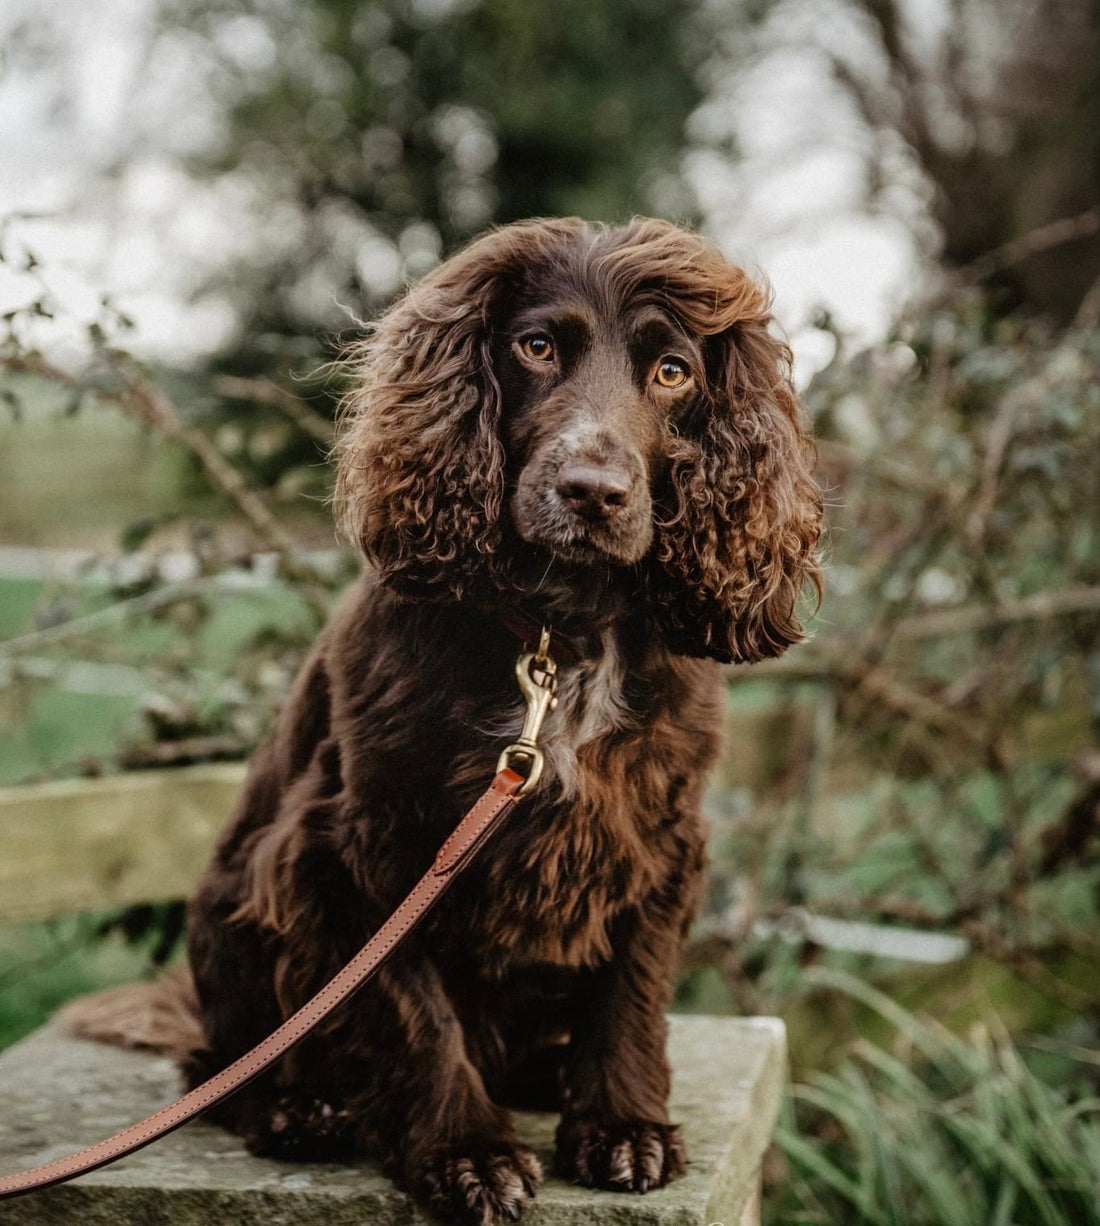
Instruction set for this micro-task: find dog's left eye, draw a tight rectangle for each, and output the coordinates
[654,357,689,388]
[520,334,555,363]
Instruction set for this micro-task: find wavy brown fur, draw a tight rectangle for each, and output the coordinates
[334,217,821,661]
[64,218,821,1225]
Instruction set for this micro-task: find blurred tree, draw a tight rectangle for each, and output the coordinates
[155,0,706,367]
[829,0,1099,320]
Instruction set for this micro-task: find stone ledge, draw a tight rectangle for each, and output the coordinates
[0,1014,785,1226]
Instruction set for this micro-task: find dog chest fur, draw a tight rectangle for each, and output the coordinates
[437,638,723,975]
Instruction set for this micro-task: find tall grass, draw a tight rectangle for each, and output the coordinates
[768,969,1100,1226]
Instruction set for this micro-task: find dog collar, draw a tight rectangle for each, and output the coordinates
[492,604,597,667]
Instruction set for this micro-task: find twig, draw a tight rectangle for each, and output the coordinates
[964,392,1021,546]
[892,585,1100,640]
[117,735,252,768]
[122,377,300,556]
[2,353,300,558]
[1039,780,1100,875]
[814,439,946,498]
[726,649,987,749]
[2,576,223,657]
[857,667,986,745]
[1072,270,1100,331]
[952,206,1100,288]
[213,375,334,445]
[830,895,982,928]
[730,583,1100,680]
[963,922,1096,1011]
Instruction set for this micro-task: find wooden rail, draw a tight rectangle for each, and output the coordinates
[0,766,245,923]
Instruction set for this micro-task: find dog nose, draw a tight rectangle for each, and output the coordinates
[555,461,633,519]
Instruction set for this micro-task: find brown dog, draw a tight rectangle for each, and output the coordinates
[67,217,821,1224]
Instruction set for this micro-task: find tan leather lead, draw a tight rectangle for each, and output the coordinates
[0,767,525,1201]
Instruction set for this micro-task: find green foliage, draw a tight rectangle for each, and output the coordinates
[0,571,335,785]
[767,970,1100,1226]
[692,300,1100,1046]
[0,910,180,1050]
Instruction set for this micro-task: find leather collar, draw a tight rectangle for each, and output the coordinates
[492,604,599,667]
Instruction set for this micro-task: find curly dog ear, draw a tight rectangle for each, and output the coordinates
[334,218,588,600]
[631,227,823,662]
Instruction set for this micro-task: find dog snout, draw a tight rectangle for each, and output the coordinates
[555,460,633,520]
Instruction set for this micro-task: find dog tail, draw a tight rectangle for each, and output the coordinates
[55,965,206,1062]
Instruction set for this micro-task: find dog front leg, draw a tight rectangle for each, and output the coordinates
[293,942,540,1225]
[243,944,542,1221]
[554,888,694,1193]
[196,916,540,1222]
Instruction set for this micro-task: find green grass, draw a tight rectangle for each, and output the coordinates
[767,969,1100,1226]
[0,913,177,1050]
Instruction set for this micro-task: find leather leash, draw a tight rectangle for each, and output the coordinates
[0,631,560,1201]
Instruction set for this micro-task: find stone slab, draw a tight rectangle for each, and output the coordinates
[0,1014,785,1226]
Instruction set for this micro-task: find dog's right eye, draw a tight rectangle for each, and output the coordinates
[519,334,555,363]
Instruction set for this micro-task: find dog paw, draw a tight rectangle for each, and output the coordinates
[242,1094,355,1161]
[554,1116,687,1192]
[412,1140,542,1224]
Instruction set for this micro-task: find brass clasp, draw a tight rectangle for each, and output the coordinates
[496,627,558,796]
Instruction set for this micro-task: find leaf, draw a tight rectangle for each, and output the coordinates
[119,517,158,553]
[0,387,22,420]
[776,1124,892,1226]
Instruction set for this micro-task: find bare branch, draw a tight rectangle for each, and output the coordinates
[1072,270,1100,331]
[815,439,947,498]
[964,393,1022,547]
[213,375,334,445]
[0,577,224,657]
[952,207,1100,287]
[123,377,301,556]
[854,665,986,745]
[893,585,1100,640]
[117,734,252,768]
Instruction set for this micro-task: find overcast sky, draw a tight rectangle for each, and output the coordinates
[0,0,929,384]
